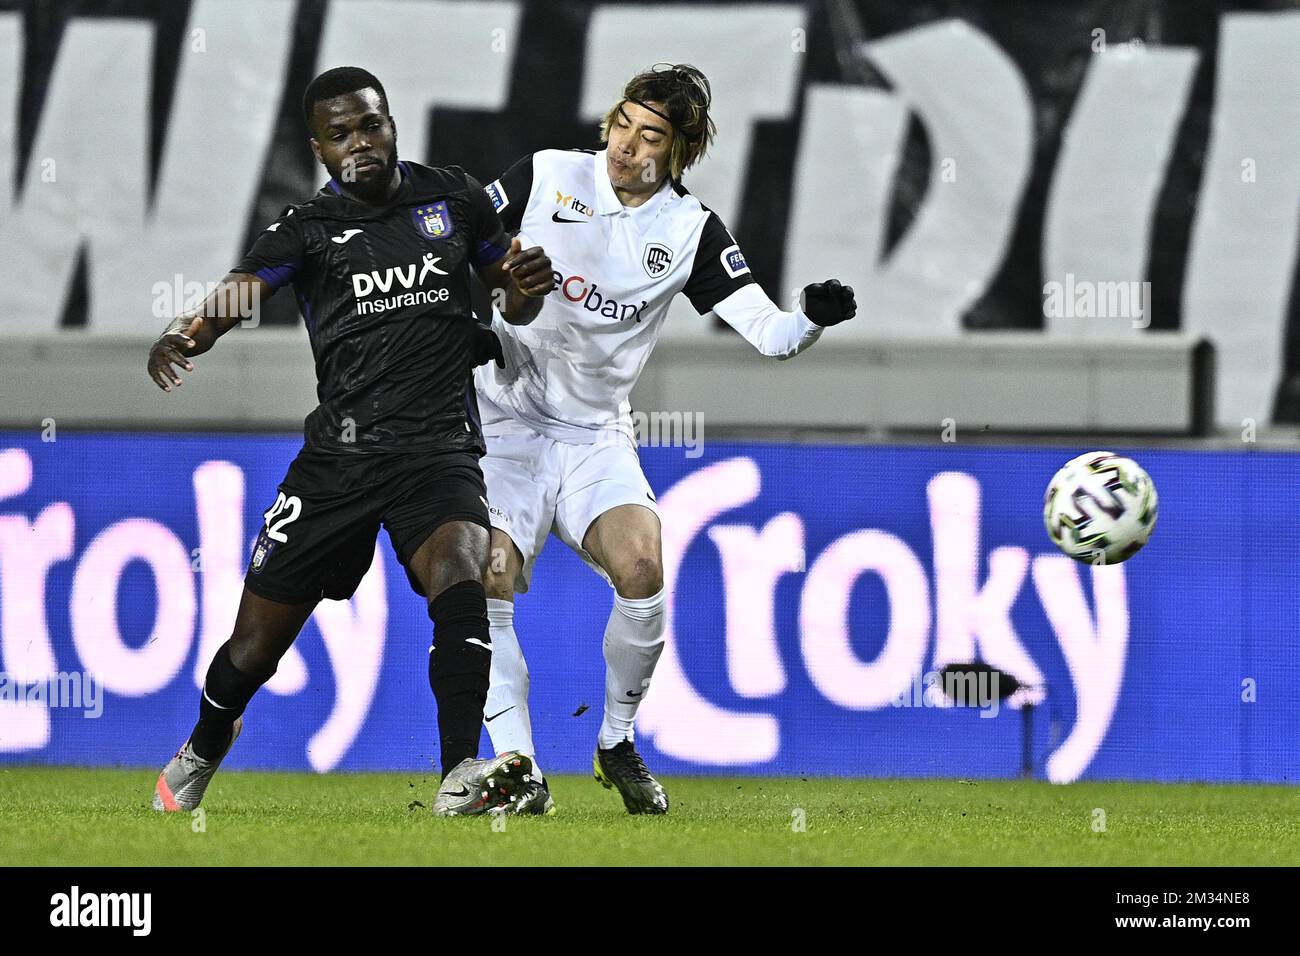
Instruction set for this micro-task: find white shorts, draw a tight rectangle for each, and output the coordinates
[480,419,659,594]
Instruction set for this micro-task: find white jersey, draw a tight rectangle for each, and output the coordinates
[476,148,822,444]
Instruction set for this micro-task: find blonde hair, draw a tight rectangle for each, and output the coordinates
[599,63,716,181]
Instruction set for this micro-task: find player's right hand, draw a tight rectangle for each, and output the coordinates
[147,315,204,392]
[802,279,857,327]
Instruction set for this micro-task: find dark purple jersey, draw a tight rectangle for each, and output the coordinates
[234,161,509,455]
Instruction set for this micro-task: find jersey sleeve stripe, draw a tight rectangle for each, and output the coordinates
[472,238,509,268]
[254,262,298,291]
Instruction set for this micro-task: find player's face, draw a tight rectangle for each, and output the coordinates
[606,100,673,196]
[310,89,399,200]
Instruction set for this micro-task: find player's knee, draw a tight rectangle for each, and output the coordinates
[611,554,663,599]
[426,569,485,609]
[482,565,516,602]
[421,528,490,597]
[227,639,279,684]
[482,534,521,601]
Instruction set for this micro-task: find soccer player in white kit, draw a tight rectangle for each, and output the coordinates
[473,64,857,814]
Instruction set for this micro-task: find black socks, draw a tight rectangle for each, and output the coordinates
[191,641,271,761]
[190,580,491,774]
[427,579,492,777]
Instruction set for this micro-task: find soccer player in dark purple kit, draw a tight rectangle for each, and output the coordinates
[145,67,554,816]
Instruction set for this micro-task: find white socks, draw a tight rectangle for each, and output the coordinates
[598,589,667,750]
[483,598,538,770]
[483,590,668,761]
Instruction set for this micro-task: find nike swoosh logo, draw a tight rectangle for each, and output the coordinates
[445,785,470,797]
[485,706,515,723]
[551,212,587,224]
[466,637,491,651]
[331,229,363,243]
[627,690,644,698]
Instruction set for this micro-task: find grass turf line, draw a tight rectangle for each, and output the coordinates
[1,766,1297,866]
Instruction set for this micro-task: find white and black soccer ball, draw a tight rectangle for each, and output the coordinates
[1043,451,1158,564]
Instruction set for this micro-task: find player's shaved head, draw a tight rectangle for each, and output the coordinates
[303,67,400,203]
[303,66,389,135]
[600,63,716,181]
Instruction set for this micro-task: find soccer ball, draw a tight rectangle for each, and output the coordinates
[1043,451,1158,564]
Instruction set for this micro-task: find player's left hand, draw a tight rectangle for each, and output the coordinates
[470,323,505,369]
[147,314,203,392]
[502,237,553,297]
[802,279,857,327]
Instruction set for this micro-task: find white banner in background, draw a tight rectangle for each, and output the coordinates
[0,4,1297,428]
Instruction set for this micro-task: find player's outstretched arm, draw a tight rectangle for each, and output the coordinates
[683,213,856,360]
[146,272,271,392]
[709,279,857,362]
[477,237,554,326]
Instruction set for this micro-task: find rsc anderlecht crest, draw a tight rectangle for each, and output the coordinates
[412,200,455,241]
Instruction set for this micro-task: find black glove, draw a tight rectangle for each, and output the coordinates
[470,323,505,369]
[802,279,857,327]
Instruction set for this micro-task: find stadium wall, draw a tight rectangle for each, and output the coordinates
[0,330,1214,435]
[1,432,1295,785]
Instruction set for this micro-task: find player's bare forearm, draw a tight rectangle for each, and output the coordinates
[501,283,545,326]
[147,272,270,392]
[480,238,553,326]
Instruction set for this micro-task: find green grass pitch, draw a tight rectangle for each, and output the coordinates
[2,766,1297,866]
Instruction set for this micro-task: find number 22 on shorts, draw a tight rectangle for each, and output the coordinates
[262,492,303,543]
